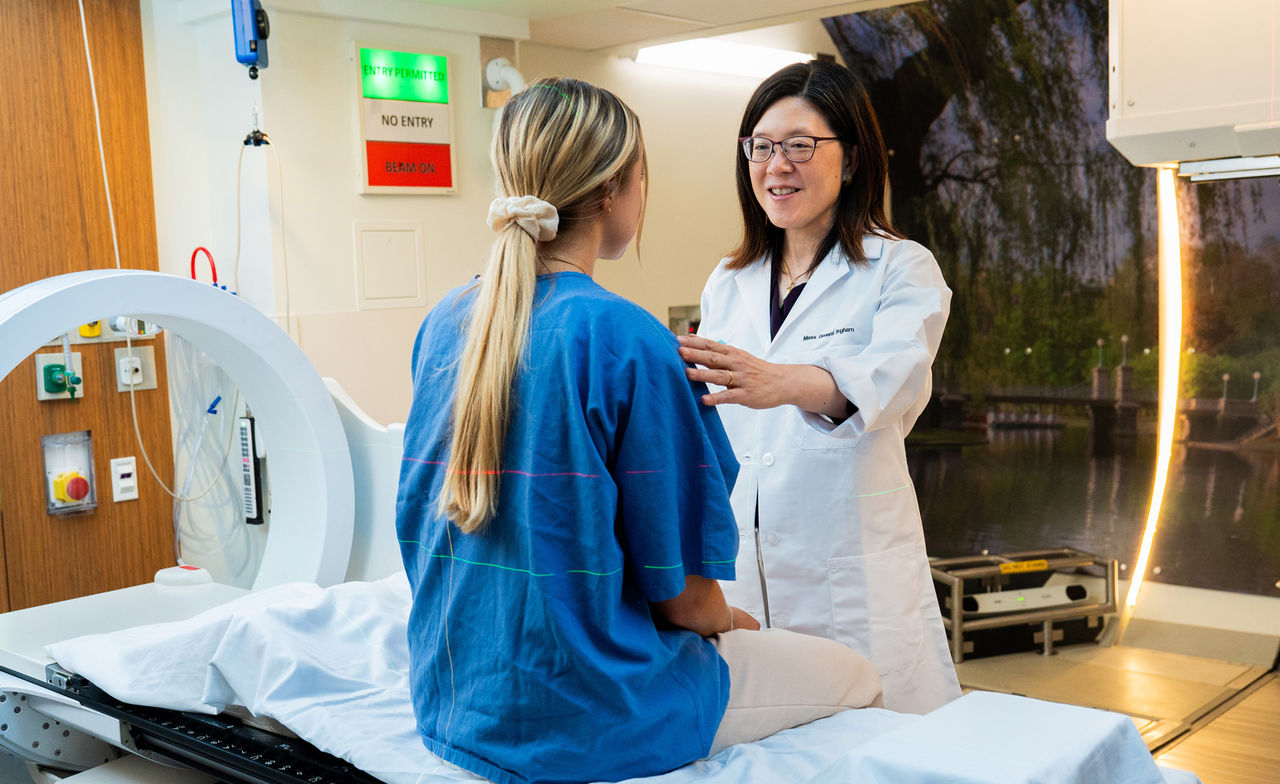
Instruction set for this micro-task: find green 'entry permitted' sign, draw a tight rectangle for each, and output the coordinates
[360,48,449,104]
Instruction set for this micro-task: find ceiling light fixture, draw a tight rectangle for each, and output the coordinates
[635,39,813,79]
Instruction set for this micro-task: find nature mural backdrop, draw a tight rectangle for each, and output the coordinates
[824,0,1280,596]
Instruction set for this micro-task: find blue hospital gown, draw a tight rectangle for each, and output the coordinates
[396,272,740,784]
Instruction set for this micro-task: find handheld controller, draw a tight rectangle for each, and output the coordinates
[231,0,270,79]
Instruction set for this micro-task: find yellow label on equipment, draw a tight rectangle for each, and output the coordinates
[999,559,1048,574]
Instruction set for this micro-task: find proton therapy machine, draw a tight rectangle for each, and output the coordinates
[0,271,1199,784]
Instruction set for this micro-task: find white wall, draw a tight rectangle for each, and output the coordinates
[517,43,763,334]
[143,0,827,426]
[144,0,524,425]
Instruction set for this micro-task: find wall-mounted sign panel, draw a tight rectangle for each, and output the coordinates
[362,99,451,145]
[361,49,449,103]
[365,142,452,188]
[356,46,455,194]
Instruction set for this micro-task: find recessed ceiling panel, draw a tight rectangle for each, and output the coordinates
[531,9,710,50]
[621,0,889,26]
[403,0,623,22]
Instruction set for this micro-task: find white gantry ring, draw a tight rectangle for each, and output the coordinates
[0,270,354,589]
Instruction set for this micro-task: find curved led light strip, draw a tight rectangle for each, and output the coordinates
[0,270,355,590]
[1125,167,1183,608]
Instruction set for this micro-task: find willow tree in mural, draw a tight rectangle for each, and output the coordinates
[1175,179,1280,412]
[825,0,1280,409]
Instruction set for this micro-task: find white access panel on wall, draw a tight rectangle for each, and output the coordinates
[353,220,426,310]
[1107,0,1280,167]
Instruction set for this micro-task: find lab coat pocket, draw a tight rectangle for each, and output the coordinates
[795,346,863,450]
[798,415,860,450]
[827,544,924,677]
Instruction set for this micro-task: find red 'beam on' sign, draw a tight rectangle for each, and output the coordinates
[366,141,452,188]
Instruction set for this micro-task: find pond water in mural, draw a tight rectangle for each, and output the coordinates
[912,427,1280,598]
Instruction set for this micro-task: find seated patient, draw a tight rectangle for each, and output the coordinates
[395,77,882,784]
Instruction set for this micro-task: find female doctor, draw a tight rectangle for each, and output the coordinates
[678,60,962,714]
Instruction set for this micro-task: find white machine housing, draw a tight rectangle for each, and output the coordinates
[0,271,356,596]
[0,270,407,780]
[1107,0,1280,178]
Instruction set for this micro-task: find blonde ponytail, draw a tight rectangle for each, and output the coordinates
[439,79,644,533]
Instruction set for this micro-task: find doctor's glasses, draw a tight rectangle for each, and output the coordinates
[740,135,841,163]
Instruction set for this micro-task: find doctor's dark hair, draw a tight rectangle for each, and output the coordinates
[440,77,645,534]
[727,59,902,272]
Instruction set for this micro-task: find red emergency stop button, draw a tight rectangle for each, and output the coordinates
[66,475,90,500]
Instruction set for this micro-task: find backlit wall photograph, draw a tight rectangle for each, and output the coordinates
[825,0,1280,596]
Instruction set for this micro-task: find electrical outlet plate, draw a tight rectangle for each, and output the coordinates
[35,352,85,401]
[114,345,157,392]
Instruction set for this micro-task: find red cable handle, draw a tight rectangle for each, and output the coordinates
[190,246,218,284]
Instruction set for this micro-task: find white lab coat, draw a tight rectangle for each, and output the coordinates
[697,235,961,714]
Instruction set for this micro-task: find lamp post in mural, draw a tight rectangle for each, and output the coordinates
[1096,338,1105,368]
[1253,371,1262,402]
[1115,334,1134,408]
[1221,373,1231,402]
[1024,347,1034,413]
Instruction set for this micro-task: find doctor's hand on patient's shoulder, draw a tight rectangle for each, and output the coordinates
[677,335,790,410]
[677,335,850,418]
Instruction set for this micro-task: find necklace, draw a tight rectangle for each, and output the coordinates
[783,264,810,294]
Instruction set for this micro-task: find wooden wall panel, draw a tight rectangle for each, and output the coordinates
[0,511,9,612]
[0,0,177,610]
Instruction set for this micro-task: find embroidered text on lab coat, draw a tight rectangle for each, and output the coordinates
[802,327,856,341]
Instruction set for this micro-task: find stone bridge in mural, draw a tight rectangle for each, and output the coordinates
[935,365,1270,453]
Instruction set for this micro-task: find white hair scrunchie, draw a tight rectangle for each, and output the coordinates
[486,195,559,242]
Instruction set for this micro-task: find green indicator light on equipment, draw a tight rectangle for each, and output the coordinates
[360,48,449,103]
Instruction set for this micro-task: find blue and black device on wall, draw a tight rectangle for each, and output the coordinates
[231,0,270,79]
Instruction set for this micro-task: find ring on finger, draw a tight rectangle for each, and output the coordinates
[725,370,734,388]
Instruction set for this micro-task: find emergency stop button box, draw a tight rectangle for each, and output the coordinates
[41,430,97,515]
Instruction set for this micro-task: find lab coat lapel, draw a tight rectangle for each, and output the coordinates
[772,236,885,346]
[733,259,773,351]
[770,247,849,346]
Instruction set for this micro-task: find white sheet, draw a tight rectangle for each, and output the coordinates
[46,573,1199,784]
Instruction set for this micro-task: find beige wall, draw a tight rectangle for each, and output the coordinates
[143,0,826,425]
[143,0,521,427]
[518,43,762,333]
